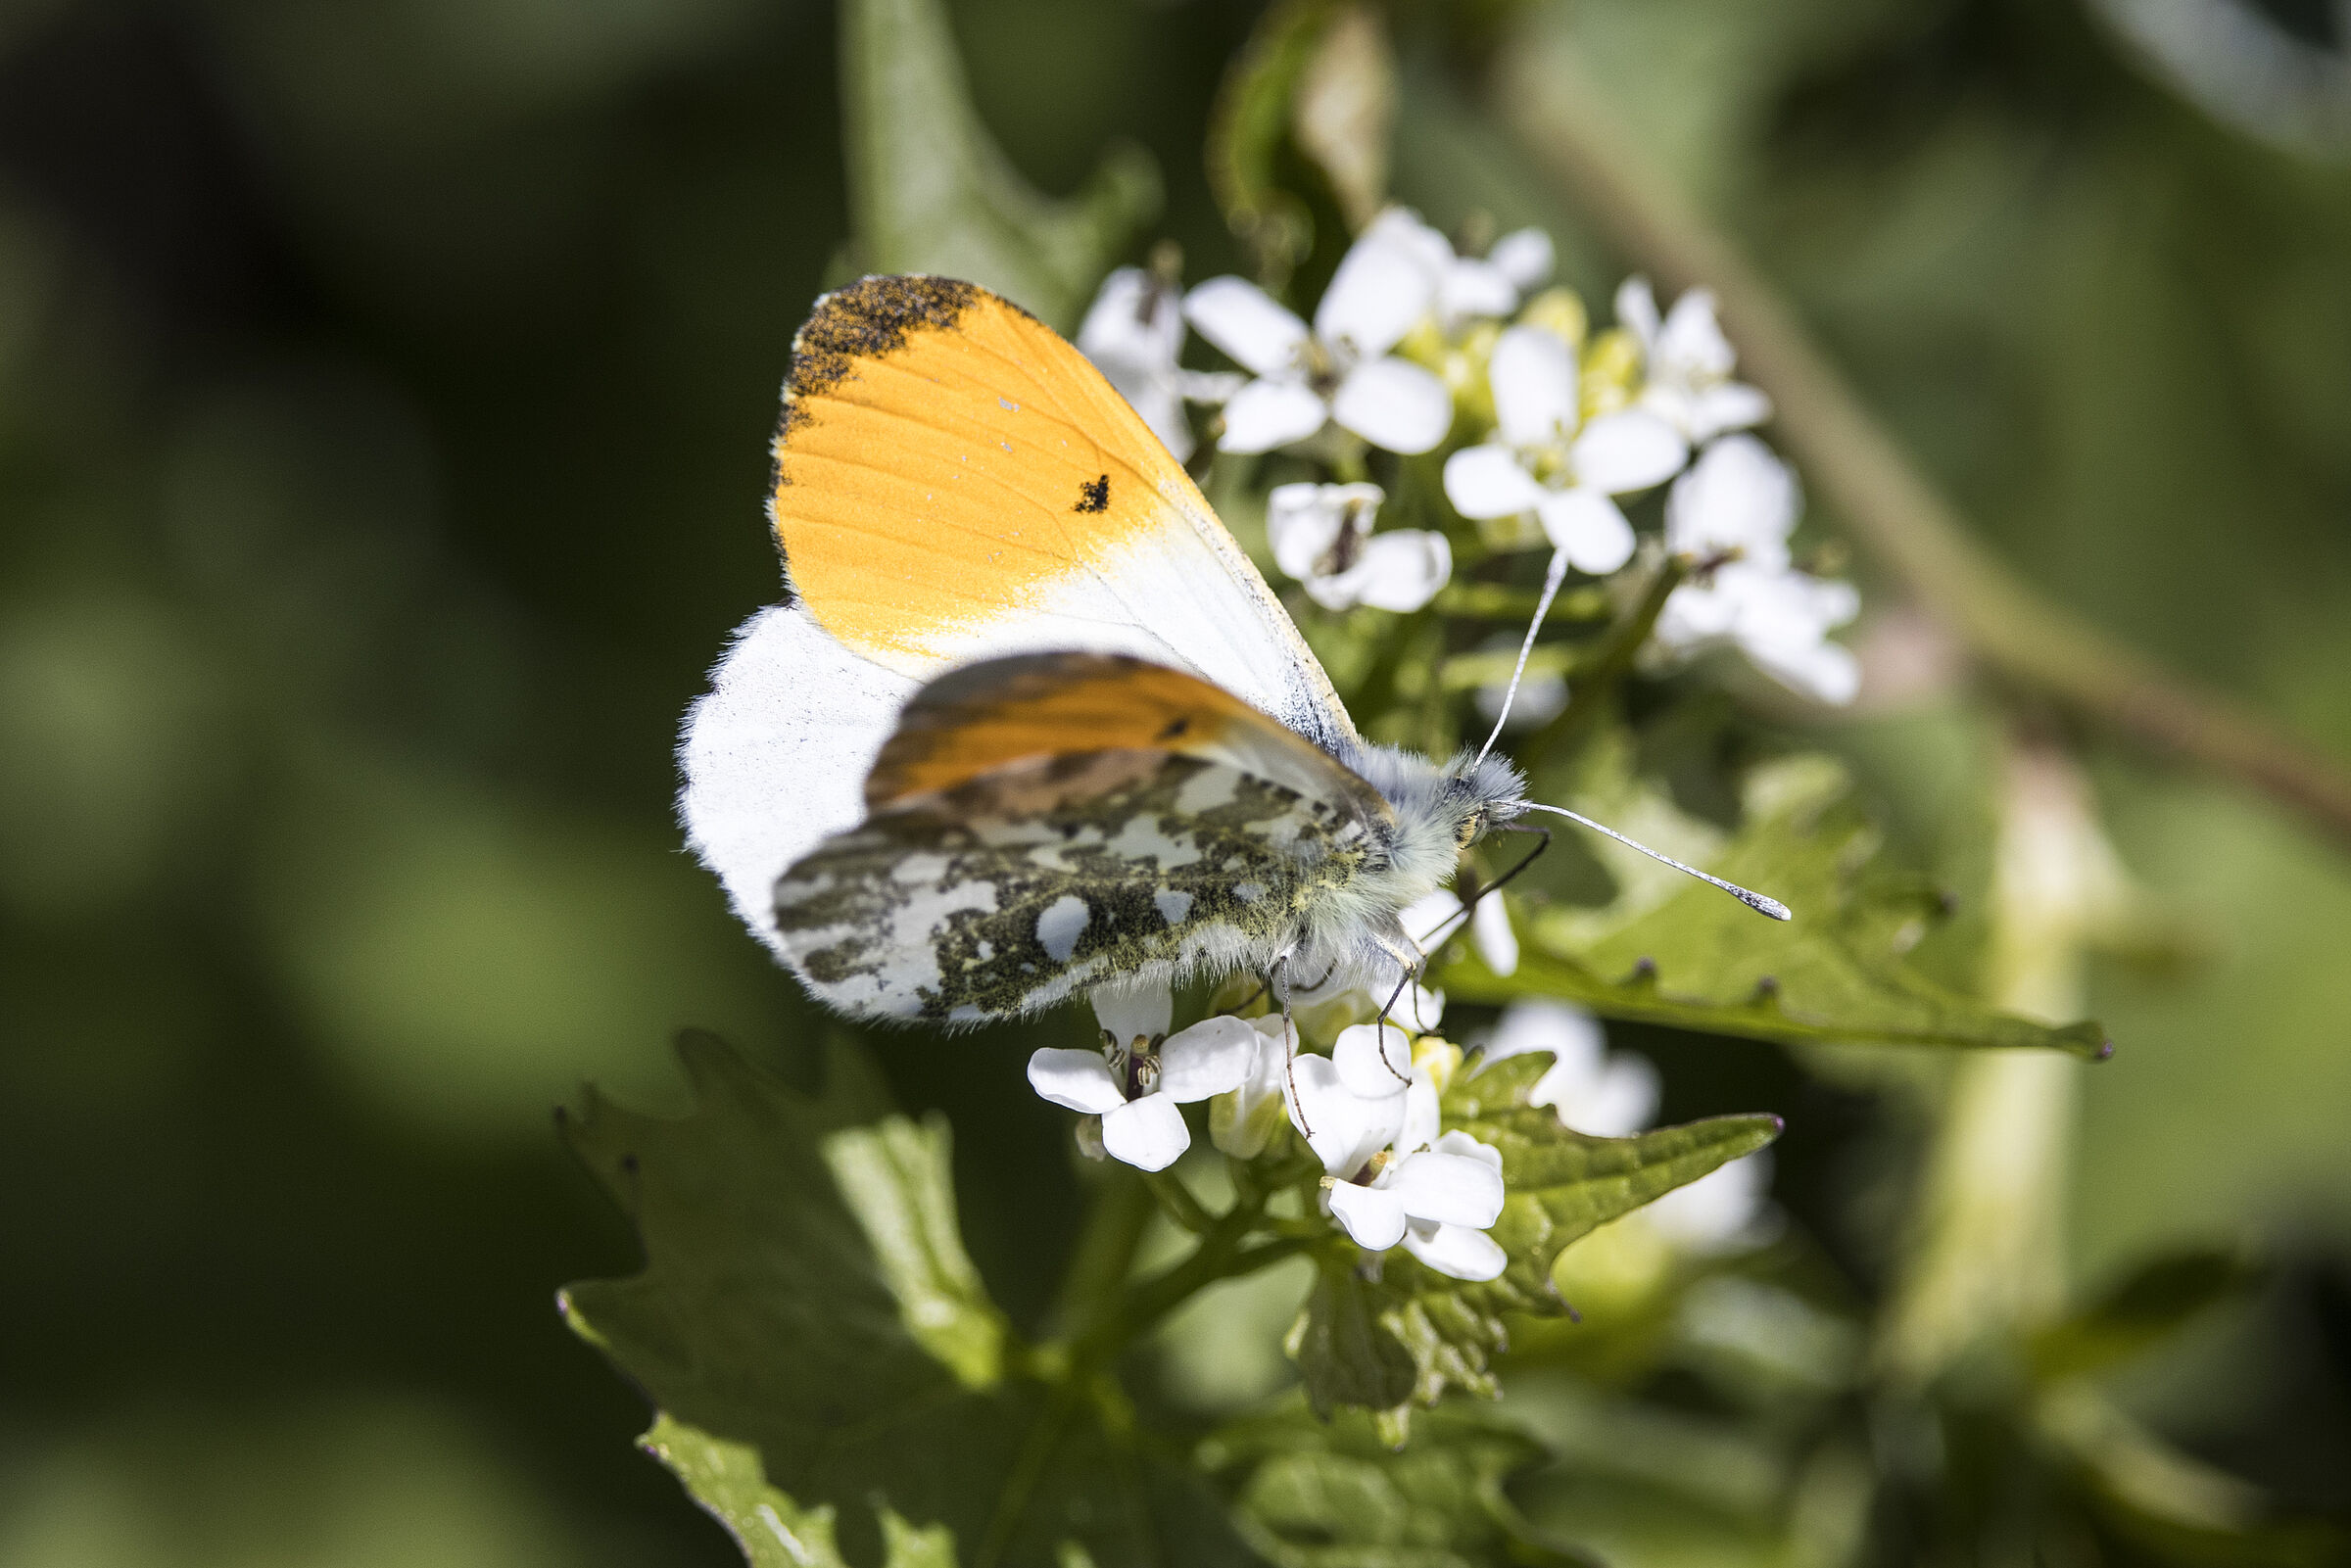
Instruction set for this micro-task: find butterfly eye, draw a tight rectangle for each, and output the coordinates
[1454,809,1485,850]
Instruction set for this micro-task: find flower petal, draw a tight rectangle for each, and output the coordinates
[1398,1073,1440,1156]
[1489,324,1578,448]
[1402,888,1463,946]
[1326,1180,1410,1251]
[1361,207,1455,277]
[1283,1052,1382,1176]
[1483,998,1605,1069]
[1655,285,1737,382]
[1176,368,1248,404]
[1534,489,1635,576]
[1489,228,1555,292]
[1329,357,1452,454]
[1435,1129,1503,1172]
[1643,1152,1773,1253]
[1213,1015,1296,1159]
[1079,268,1183,376]
[1748,637,1860,706]
[1266,481,1352,580]
[1689,381,1773,442]
[1663,432,1798,561]
[1028,1048,1127,1115]
[1537,1051,1658,1138]
[1183,276,1308,376]
[1438,259,1518,324]
[1316,230,1436,358]
[1401,1220,1508,1281]
[1157,1014,1261,1102]
[1342,530,1452,613]
[1090,978,1172,1045]
[1118,378,1193,464]
[1387,1149,1507,1228]
[1614,275,1661,352]
[1102,1092,1191,1171]
[1218,377,1328,453]
[1654,581,1738,647]
[1442,443,1546,520]
[1471,892,1519,977]
[1333,1022,1415,1100]
[1570,409,1687,495]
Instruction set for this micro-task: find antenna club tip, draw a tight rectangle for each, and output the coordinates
[1756,896,1792,922]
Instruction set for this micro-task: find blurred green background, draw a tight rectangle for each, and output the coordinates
[1,0,2347,1562]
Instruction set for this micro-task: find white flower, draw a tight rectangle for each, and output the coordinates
[1077,267,1245,465]
[1656,564,1861,705]
[1265,482,1451,613]
[1443,325,1688,574]
[1488,227,1558,296]
[1284,1029,1509,1281]
[1643,1151,1775,1254]
[1028,986,1258,1171]
[1184,219,1455,455]
[1361,209,1556,329]
[1210,1014,1296,1159]
[1401,885,1518,976]
[1479,1000,1657,1136]
[1616,277,1772,446]
[1655,437,1858,704]
[1663,432,1799,570]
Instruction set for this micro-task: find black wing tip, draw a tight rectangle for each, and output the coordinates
[785,275,983,406]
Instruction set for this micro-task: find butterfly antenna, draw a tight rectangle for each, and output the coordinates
[1516,801,1793,921]
[1473,545,1571,769]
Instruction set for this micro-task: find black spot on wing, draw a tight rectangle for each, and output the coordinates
[1075,473,1110,513]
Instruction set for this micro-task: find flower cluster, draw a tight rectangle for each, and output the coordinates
[1030,981,1511,1281]
[1077,209,1861,701]
[1026,985,1774,1283]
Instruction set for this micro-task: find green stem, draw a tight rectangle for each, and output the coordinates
[1043,1164,1154,1347]
[1143,1169,1219,1235]
[1489,38,2351,849]
[985,1160,1321,1564]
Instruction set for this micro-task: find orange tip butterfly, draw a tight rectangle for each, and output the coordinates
[680,276,1785,1028]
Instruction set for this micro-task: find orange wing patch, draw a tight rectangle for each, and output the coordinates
[773,276,1190,666]
[865,653,1392,829]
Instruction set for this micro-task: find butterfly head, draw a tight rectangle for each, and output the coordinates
[1440,751,1532,850]
[1338,740,1527,899]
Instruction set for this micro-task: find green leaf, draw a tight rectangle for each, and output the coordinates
[841,0,1159,329]
[1200,1397,1597,1568]
[1443,1055,1784,1319]
[2031,1247,2261,1383]
[1291,1052,1781,1420]
[638,1413,957,1568]
[558,1030,1251,1568]
[1447,754,2111,1058]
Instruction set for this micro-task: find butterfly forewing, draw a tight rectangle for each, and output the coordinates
[774,750,1375,1024]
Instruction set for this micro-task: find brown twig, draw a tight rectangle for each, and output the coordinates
[1489,41,2351,850]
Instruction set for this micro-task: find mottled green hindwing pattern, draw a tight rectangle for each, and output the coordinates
[774,750,1374,1023]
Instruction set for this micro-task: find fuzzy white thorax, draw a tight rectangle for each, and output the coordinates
[1278,740,1529,995]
